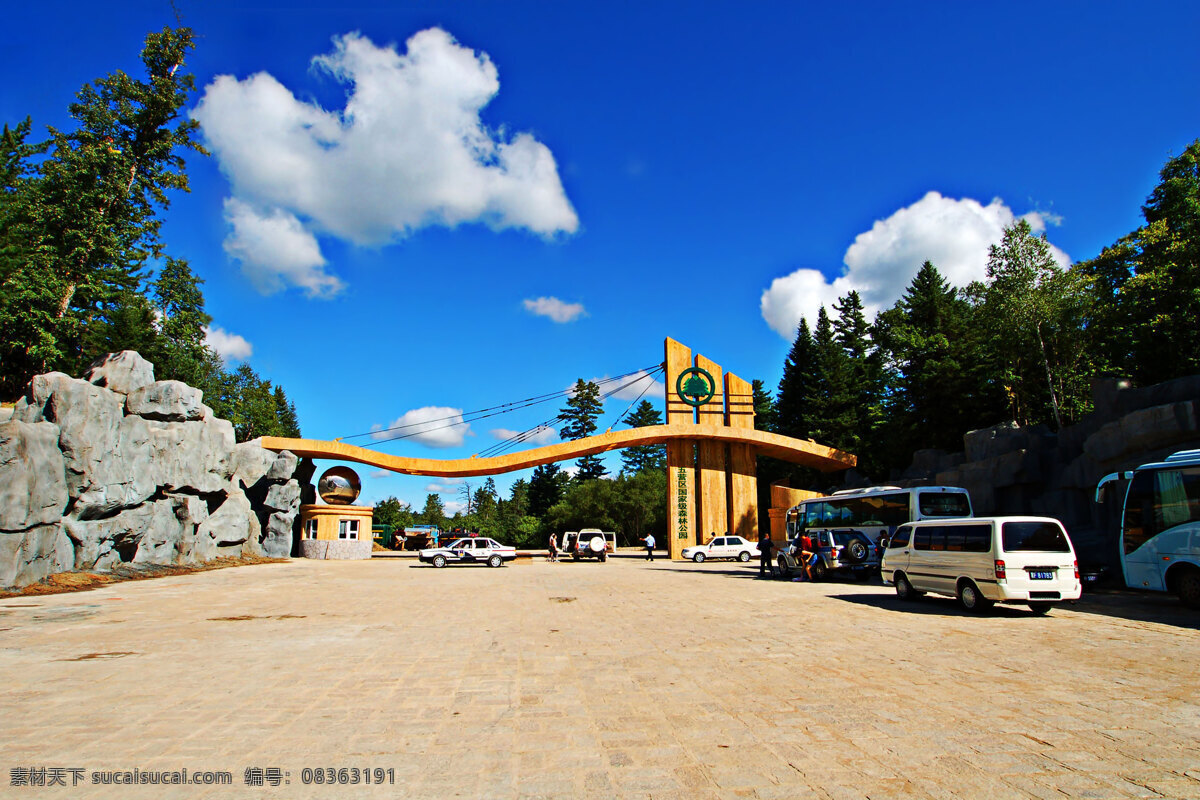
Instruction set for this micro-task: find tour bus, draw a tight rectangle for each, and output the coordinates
[1095,449,1200,607]
[785,485,974,552]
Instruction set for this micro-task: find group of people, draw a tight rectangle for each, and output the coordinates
[546,533,657,561]
[757,531,819,579]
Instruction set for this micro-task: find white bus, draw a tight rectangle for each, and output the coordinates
[1095,449,1200,607]
[785,485,974,552]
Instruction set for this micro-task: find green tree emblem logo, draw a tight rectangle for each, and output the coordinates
[675,367,716,407]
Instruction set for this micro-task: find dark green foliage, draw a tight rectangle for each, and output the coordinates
[541,470,665,546]
[559,378,607,480]
[775,319,814,440]
[620,399,665,474]
[528,463,568,518]
[751,379,776,433]
[373,497,414,532]
[0,27,206,394]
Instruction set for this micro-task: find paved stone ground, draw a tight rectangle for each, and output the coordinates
[1,555,1199,800]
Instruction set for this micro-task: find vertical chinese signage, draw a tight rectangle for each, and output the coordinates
[676,467,689,539]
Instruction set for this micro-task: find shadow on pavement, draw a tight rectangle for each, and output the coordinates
[655,566,773,581]
[1060,591,1200,630]
[830,592,1045,619]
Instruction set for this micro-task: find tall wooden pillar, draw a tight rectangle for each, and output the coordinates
[665,338,696,560]
[695,354,727,543]
[725,372,758,539]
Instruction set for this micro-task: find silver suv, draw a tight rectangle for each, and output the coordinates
[776,529,878,580]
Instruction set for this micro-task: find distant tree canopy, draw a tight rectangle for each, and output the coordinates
[766,137,1200,489]
[0,26,301,442]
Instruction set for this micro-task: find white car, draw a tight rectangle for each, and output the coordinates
[419,537,516,568]
[682,535,760,563]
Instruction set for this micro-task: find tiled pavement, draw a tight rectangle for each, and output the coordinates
[1,556,1198,799]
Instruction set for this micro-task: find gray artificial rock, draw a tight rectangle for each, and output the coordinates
[262,480,301,515]
[0,420,69,531]
[132,495,209,564]
[0,524,72,588]
[145,417,236,494]
[64,504,155,571]
[13,374,154,518]
[265,450,300,482]
[261,512,295,558]
[84,351,155,396]
[0,406,12,424]
[196,490,258,557]
[125,380,205,422]
[233,440,277,489]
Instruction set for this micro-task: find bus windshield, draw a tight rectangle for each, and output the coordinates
[918,492,971,518]
[1122,466,1200,554]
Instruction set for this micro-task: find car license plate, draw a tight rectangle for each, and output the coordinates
[1029,570,1054,580]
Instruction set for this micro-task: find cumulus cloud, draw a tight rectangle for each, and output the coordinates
[193,28,578,295]
[370,406,472,448]
[490,425,558,445]
[222,199,343,297]
[760,192,1071,338]
[443,500,467,516]
[523,296,586,323]
[370,469,391,479]
[203,325,253,362]
[426,480,462,493]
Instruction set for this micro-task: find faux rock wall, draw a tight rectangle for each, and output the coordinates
[896,375,1200,568]
[0,352,307,588]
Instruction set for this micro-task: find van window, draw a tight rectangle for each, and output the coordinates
[890,525,911,548]
[918,492,971,517]
[926,526,946,551]
[913,527,931,551]
[962,525,992,553]
[1002,522,1070,552]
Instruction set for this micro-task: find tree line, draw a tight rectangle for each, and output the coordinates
[761,138,1200,488]
[0,26,300,441]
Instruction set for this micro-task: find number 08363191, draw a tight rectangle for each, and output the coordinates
[300,767,394,785]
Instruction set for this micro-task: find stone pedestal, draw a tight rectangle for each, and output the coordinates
[297,504,373,560]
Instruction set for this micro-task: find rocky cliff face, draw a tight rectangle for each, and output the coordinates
[896,375,1200,568]
[0,352,308,588]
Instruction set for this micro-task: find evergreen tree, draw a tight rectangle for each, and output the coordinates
[419,493,447,529]
[273,386,301,437]
[0,27,205,395]
[620,399,665,474]
[751,379,777,433]
[833,290,884,471]
[528,463,568,518]
[808,306,856,450]
[149,257,220,388]
[559,378,606,480]
[776,318,814,440]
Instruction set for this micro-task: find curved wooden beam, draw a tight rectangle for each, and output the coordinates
[260,424,855,477]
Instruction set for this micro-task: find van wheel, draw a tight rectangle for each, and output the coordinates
[738,551,751,562]
[895,573,920,600]
[1177,570,1200,609]
[957,580,993,613]
[1027,602,1053,615]
[777,557,791,578]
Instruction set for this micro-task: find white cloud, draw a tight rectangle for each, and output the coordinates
[203,325,253,362]
[760,192,1071,338]
[443,500,467,516]
[194,28,578,295]
[370,406,472,448]
[370,469,391,479]
[523,296,586,323]
[490,426,558,445]
[426,481,462,493]
[222,198,344,297]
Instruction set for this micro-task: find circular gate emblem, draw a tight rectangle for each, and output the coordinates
[675,367,716,407]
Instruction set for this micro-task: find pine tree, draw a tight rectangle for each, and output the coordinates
[751,379,777,433]
[559,378,607,480]
[528,463,567,518]
[620,399,665,474]
[776,318,814,440]
[808,306,855,450]
[0,27,206,395]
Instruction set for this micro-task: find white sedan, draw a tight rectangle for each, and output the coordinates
[682,536,760,563]
[419,537,516,568]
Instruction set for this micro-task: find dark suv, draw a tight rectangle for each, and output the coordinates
[776,529,878,580]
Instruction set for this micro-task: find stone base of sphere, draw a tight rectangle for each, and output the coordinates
[299,539,373,560]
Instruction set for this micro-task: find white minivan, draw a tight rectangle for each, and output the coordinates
[881,516,1081,614]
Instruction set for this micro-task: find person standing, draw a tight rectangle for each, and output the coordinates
[758,532,775,578]
[547,532,558,562]
[642,533,656,561]
[799,532,816,581]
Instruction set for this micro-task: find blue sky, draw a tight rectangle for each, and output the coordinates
[4,1,1199,513]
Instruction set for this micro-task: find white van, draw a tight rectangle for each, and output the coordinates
[881,516,1081,614]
